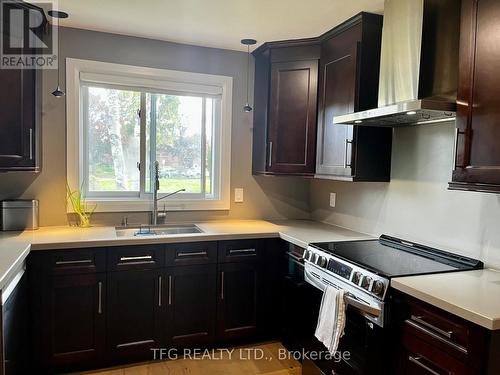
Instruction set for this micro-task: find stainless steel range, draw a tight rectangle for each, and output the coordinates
[303,235,483,328]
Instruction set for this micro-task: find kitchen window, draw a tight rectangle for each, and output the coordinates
[66,59,232,212]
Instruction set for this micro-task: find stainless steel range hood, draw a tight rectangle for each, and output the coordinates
[334,0,460,127]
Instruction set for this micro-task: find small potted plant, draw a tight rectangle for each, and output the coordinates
[66,182,97,227]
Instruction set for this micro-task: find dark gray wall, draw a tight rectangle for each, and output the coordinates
[0,27,310,226]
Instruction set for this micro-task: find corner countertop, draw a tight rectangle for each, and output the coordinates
[391,269,500,330]
[0,219,371,292]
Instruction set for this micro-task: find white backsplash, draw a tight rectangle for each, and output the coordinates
[310,122,500,269]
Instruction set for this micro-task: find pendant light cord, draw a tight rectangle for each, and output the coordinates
[246,44,250,104]
[57,22,61,87]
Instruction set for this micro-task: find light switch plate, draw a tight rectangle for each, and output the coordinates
[329,193,336,208]
[234,188,244,203]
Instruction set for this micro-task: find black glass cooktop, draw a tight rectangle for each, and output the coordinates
[310,235,483,278]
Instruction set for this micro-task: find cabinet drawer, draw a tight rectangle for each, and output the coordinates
[165,242,217,266]
[107,245,164,271]
[399,332,476,375]
[404,298,485,368]
[42,249,106,275]
[218,240,263,263]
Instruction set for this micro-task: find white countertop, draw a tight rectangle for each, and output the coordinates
[0,219,371,291]
[392,269,500,330]
[4,220,500,331]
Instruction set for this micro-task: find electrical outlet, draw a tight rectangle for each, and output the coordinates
[329,193,336,208]
[234,188,244,203]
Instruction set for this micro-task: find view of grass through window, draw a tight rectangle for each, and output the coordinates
[85,85,216,196]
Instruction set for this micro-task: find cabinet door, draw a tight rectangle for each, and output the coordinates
[451,0,500,192]
[0,1,41,171]
[217,262,260,341]
[166,265,216,347]
[0,68,38,171]
[268,60,318,175]
[316,35,359,177]
[107,269,164,362]
[41,273,106,371]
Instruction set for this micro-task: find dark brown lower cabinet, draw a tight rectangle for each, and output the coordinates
[30,240,273,373]
[106,269,164,363]
[393,291,500,375]
[40,273,106,372]
[167,265,217,348]
[217,262,260,342]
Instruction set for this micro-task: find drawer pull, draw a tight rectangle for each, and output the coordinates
[119,255,153,262]
[408,356,441,375]
[406,319,467,354]
[411,315,453,339]
[229,248,256,255]
[98,281,103,314]
[55,259,93,266]
[177,251,208,258]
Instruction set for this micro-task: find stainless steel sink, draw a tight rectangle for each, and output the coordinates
[115,224,203,237]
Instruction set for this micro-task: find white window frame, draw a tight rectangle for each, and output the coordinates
[66,58,232,212]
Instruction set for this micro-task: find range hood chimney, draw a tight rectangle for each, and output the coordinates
[334,0,460,127]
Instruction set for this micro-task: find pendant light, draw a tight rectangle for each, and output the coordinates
[241,38,257,112]
[48,10,69,97]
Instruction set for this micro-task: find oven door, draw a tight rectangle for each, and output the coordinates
[303,263,393,375]
[280,250,323,352]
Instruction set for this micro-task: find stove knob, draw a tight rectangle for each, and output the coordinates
[352,271,362,285]
[372,281,385,296]
[361,276,372,290]
[310,253,318,263]
[302,250,310,261]
[316,256,327,268]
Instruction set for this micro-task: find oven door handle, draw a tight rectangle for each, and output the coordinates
[344,294,381,317]
[304,266,382,318]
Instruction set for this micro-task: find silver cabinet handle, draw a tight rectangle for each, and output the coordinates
[405,319,467,354]
[344,139,353,169]
[55,259,93,266]
[168,275,172,306]
[177,251,208,257]
[220,271,225,300]
[29,128,33,160]
[410,315,453,339]
[268,141,273,168]
[119,255,153,262]
[229,248,256,255]
[98,281,102,314]
[408,356,441,375]
[158,276,162,307]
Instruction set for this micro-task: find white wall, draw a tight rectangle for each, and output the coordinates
[310,122,500,268]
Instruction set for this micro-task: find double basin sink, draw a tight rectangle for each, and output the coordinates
[115,224,203,237]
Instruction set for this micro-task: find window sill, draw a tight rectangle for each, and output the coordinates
[67,198,230,213]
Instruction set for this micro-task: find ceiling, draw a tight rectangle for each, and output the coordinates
[44,0,384,52]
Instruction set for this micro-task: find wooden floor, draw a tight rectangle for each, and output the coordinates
[78,342,301,375]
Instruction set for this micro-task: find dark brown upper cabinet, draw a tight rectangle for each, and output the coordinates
[0,1,45,172]
[252,13,392,180]
[315,13,392,181]
[449,0,500,193]
[252,43,320,176]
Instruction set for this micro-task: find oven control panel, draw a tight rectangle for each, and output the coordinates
[327,259,352,280]
[303,246,389,300]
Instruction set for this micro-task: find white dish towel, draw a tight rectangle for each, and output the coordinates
[314,286,347,354]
